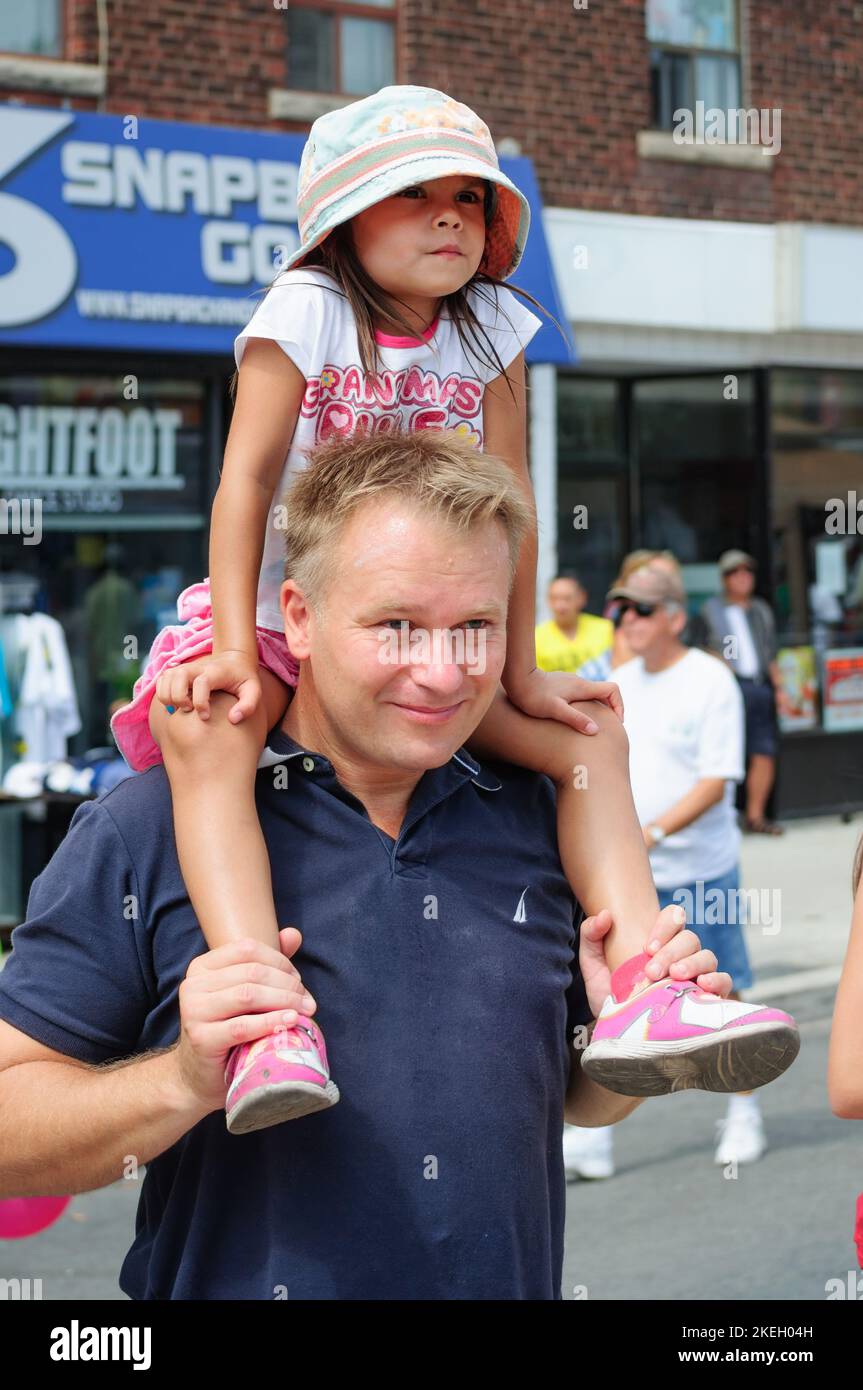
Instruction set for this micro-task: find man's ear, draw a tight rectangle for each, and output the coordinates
[669,605,688,637]
[280,579,315,659]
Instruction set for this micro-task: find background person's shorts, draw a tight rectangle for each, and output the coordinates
[737,675,779,759]
[110,578,300,773]
[656,865,754,991]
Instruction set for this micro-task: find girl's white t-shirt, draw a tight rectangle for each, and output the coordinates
[233,268,544,632]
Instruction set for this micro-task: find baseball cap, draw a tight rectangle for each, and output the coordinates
[606,564,687,607]
[718,549,756,575]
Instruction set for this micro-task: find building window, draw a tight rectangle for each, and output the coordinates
[287,0,396,96]
[770,370,863,728]
[0,1,62,57]
[0,370,211,752]
[557,376,629,612]
[647,0,741,131]
[633,370,759,576]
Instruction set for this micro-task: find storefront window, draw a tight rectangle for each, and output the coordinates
[0,373,210,757]
[634,372,760,602]
[771,368,863,734]
[557,376,628,615]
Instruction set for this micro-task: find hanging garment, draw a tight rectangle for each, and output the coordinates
[14,614,82,762]
[84,570,142,683]
[0,639,12,720]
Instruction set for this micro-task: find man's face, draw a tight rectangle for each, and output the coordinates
[349,176,487,303]
[281,498,510,774]
[618,597,678,657]
[548,578,584,625]
[724,564,755,600]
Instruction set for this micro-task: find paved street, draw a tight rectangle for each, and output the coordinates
[1,817,861,1300]
[563,818,862,1301]
[563,989,853,1301]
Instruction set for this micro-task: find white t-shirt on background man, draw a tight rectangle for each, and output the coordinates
[233,268,543,631]
[722,603,761,677]
[615,647,745,889]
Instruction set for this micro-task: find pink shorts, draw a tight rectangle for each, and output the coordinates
[110,578,300,773]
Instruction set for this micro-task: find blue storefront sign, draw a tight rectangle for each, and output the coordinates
[0,104,576,364]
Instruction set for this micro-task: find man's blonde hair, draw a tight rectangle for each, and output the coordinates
[280,428,534,609]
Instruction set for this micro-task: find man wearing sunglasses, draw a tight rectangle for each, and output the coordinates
[605,562,770,1166]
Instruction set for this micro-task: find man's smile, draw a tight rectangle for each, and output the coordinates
[388,699,467,724]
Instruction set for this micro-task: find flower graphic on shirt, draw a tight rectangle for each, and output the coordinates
[452,420,482,448]
[320,369,337,390]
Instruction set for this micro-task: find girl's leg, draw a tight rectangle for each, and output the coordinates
[148,662,339,1135]
[148,666,291,951]
[467,687,659,979]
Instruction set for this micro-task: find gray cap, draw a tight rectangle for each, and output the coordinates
[718,549,756,576]
[606,563,686,607]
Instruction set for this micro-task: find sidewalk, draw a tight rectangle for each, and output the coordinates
[738,815,861,996]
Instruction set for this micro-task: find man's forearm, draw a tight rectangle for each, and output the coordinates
[565,1055,645,1127]
[0,1048,211,1198]
[648,778,726,839]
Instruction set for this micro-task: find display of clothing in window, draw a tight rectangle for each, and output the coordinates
[3,612,82,764]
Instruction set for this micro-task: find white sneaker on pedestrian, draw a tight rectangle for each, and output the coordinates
[713,1100,767,1165]
[562,1123,615,1180]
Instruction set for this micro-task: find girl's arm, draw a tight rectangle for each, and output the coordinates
[483,353,622,735]
[209,338,308,656]
[828,868,863,1118]
[479,355,660,975]
[481,350,538,689]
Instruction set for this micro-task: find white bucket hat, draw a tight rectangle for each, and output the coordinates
[284,85,531,281]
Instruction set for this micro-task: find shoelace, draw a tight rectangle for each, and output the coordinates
[665,984,698,1000]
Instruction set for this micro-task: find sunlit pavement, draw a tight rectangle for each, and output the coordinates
[563,816,862,1301]
[563,988,853,1300]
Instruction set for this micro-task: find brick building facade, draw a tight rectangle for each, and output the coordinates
[4,1,861,223]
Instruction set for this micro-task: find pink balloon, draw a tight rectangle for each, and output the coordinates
[0,1195,71,1239]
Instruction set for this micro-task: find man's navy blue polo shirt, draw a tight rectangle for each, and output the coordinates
[0,725,592,1300]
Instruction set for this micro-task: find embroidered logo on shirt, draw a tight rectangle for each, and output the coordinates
[513,887,529,923]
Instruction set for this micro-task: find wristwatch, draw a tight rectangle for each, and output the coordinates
[646,824,667,846]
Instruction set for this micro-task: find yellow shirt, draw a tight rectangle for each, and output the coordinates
[534,613,613,673]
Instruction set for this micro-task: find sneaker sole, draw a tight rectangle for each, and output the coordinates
[580,1021,800,1096]
[226,1078,340,1136]
[564,1163,615,1181]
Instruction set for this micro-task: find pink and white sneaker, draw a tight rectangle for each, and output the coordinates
[580,951,800,1097]
[224,1015,340,1136]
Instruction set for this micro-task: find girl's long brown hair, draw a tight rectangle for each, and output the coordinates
[227,183,569,407]
[854,833,863,897]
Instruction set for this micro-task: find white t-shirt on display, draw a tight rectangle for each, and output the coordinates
[615,647,745,889]
[233,268,543,632]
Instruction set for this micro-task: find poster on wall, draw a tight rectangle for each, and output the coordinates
[776,646,818,731]
[822,648,863,732]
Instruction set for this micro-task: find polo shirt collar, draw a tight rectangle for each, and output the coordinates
[259,725,502,795]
